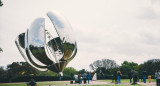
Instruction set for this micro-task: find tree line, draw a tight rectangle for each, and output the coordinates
[0,62,78,82]
[89,58,160,79]
[0,58,160,82]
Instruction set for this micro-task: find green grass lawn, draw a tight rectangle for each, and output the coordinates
[0,79,156,86]
[98,79,156,83]
[0,81,69,86]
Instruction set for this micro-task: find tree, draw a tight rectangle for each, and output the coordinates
[90,59,119,75]
[90,59,119,71]
[7,62,38,82]
[120,61,138,75]
[102,59,119,69]
[0,66,6,77]
[78,69,87,74]
[138,59,160,74]
[63,67,77,76]
[36,70,56,76]
[90,60,102,71]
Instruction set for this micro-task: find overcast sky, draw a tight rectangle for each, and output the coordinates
[0,0,160,71]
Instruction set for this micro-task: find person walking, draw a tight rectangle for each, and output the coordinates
[87,72,91,84]
[132,71,138,84]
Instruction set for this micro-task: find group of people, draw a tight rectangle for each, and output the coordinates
[128,70,160,86]
[77,72,93,84]
[26,70,160,86]
[128,70,153,84]
[112,70,122,84]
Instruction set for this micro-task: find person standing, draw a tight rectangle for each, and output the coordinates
[78,74,82,84]
[100,72,104,79]
[90,72,94,81]
[112,74,114,83]
[58,74,62,81]
[128,72,133,83]
[133,71,138,84]
[87,72,91,84]
[142,71,147,83]
[155,70,160,86]
[114,71,118,84]
[117,70,122,84]
[28,78,37,86]
[82,73,87,84]
[148,72,152,83]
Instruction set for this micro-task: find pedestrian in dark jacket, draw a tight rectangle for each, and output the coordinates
[87,72,91,84]
[128,72,132,83]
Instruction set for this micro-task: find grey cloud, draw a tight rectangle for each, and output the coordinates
[140,32,160,45]
[151,0,160,4]
[138,8,158,20]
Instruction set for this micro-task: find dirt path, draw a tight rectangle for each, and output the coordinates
[69,81,108,85]
[137,82,156,86]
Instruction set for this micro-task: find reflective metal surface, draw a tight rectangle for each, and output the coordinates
[15,11,77,75]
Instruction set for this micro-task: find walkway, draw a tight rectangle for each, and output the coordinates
[137,82,156,86]
[69,81,108,85]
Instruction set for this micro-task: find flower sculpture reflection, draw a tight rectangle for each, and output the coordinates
[15,11,77,76]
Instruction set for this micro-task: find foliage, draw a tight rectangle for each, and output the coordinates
[0,62,78,82]
[7,62,38,76]
[90,59,119,75]
[90,59,119,71]
[138,59,160,75]
[63,67,77,76]
[36,70,56,76]
[6,62,38,82]
[120,61,138,75]
[0,66,6,77]
[78,69,87,74]
[1,58,160,83]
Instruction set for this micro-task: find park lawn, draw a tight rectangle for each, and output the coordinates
[98,79,156,83]
[0,81,70,86]
[98,79,131,83]
[37,81,70,85]
[0,84,142,86]
[1,79,157,86]
[0,83,26,86]
[0,81,142,86]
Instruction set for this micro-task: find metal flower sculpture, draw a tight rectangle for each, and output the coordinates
[15,11,77,76]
